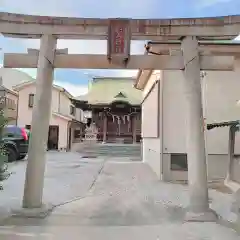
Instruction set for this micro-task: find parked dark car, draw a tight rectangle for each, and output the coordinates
[2,125,29,162]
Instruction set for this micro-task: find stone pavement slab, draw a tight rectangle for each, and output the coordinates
[0,224,240,240]
[0,153,240,239]
[51,161,237,224]
[0,152,105,218]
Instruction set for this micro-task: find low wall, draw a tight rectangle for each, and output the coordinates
[232,157,240,184]
[142,138,229,181]
[142,137,161,178]
[162,154,228,181]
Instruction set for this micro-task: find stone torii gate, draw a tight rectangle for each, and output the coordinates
[1,12,240,221]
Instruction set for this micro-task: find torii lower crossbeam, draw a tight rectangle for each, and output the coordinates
[3,53,234,71]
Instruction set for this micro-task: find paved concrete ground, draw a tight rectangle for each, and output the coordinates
[1,152,104,211]
[0,152,240,239]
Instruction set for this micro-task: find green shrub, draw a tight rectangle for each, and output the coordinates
[0,109,10,190]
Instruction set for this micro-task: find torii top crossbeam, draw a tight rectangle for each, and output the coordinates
[1,12,240,40]
[2,13,240,72]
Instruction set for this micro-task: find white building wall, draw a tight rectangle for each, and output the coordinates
[75,108,85,122]
[51,88,60,113]
[205,70,240,155]
[75,108,81,122]
[142,70,162,178]
[59,91,71,116]
[17,84,36,127]
[162,71,187,154]
[163,69,240,155]
[51,115,69,149]
[142,65,240,181]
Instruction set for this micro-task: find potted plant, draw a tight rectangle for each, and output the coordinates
[0,109,10,190]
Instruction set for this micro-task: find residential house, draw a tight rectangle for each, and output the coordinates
[0,68,35,125]
[136,60,240,182]
[13,81,85,151]
[0,84,18,125]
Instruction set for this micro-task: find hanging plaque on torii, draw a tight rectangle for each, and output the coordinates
[107,19,131,66]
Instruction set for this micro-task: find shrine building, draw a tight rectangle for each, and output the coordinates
[71,77,142,144]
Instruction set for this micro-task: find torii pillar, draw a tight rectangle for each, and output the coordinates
[181,36,217,222]
[13,35,57,217]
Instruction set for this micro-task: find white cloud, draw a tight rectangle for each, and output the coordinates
[198,0,233,7]
[24,39,145,55]
[15,68,88,96]
[17,68,36,78]
[54,81,88,97]
[1,0,150,78]
[0,0,77,17]
[14,39,142,78]
[1,0,155,19]
[234,35,240,41]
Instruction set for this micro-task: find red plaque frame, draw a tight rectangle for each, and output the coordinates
[107,19,131,65]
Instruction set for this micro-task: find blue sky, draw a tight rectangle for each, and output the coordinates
[0,0,240,96]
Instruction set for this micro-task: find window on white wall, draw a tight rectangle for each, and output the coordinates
[74,129,81,139]
[28,94,34,108]
[5,98,16,110]
[70,105,76,116]
[170,154,188,171]
[79,109,84,122]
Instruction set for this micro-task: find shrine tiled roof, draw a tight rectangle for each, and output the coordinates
[76,77,142,106]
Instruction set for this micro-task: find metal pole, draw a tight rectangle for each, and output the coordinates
[226,125,236,181]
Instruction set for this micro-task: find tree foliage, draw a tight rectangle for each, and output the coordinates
[0,108,10,190]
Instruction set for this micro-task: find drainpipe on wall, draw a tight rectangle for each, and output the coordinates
[58,90,61,113]
[16,93,19,126]
[201,72,208,174]
[159,71,164,181]
[66,120,72,151]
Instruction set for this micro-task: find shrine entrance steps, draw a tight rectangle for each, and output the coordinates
[72,143,142,160]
